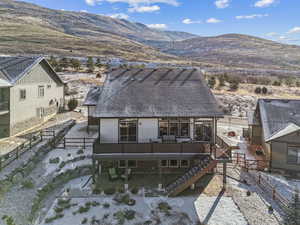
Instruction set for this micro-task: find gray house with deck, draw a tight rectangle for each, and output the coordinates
[0,56,65,138]
[85,68,226,195]
[249,99,300,174]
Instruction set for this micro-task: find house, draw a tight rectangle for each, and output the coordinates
[249,99,300,173]
[0,56,65,138]
[85,68,226,195]
[83,86,102,127]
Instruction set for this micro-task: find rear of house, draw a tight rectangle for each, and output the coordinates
[85,68,226,195]
[249,99,300,174]
[0,56,65,138]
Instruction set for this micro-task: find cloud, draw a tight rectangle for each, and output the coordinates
[215,0,230,9]
[206,18,222,23]
[236,14,268,20]
[265,32,278,37]
[109,13,129,19]
[254,0,276,8]
[85,0,179,7]
[182,18,202,24]
[80,10,88,13]
[147,23,167,29]
[287,27,300,34]
[129,5,160,12]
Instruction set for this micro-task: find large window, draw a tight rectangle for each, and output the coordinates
[20,89,26,101]
[119,119,137,142]
[194,119,213,142]
[287,146,300,164]
[159,118,190,137]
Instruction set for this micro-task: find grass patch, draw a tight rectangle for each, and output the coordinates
[49,157,60,164]
[45,213,64,223]
[21,179,34,189]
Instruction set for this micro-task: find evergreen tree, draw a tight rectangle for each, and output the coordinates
[48,56,58,68]
[59,58,69,70]
[284,189,300,225]
[86,57,94,72]
[208,76,216,89]
[70,58,81,71]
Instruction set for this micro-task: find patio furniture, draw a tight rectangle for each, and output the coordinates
[109,168,118,180]
[121,168,132,180]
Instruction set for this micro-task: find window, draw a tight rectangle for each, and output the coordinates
[194,119,213,142]
[20,89,26,100]
[118,160,137,168]
[119,119,137,142]
[38,86,45,97]
[160,160,168,167]
[287,146,300,164]
[47,84,51,89]
[169,160,179,168]
[159,118,190,137]
[180,160,190,168]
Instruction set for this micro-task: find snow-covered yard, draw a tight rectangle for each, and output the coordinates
[195,195,248,225]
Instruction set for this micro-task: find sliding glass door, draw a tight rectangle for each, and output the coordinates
[119,119,137,142]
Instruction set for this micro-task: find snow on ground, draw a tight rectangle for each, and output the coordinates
[256,172,300,201]
[41,190,199,225]
[195,195,248,225]
[65,121,98,139]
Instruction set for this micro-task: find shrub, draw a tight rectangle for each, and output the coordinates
[45,213,64,223]
[207,76,216,89]
[254,87,262,94]
[124,209,136,220]
[77,149,84,155]
[49,157,60,164]
[116,185,125,193]
[93,187,102,195]
[81,217,88,224]
[2,215,16,225]
[229,81,239,91]
[262,86,268,95]
[104,187,115,195]
[103,203,110,208]
[59,161,67,169]
[113,211,125,225]
[68,99,78,111]
[158,202,172,212]
[78,205,90,214]
[130,186,139,195]
[273,80,282,86]
[103,213,110,219]
[22,179,34,189]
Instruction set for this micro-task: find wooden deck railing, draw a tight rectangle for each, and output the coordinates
[0,130,55,171]
[57,137,97,149]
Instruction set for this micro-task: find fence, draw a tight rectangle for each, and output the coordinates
[231,152,269,171]
[0,130,55,171]
[57,137,96,149]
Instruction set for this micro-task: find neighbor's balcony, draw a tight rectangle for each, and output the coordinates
[93,140,211,160]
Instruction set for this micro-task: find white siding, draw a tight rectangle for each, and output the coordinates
[138,118,158,143]
[190,118,194,140]
[10,62,64,125]
[100,119,118,143]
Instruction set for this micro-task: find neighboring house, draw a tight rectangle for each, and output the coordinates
[0,56,65,138]
[83,86,102,127]
[85,68,225,195]
[249,99,300,173]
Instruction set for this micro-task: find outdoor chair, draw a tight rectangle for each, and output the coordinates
[121,168,132,180]
[109,168,118,180]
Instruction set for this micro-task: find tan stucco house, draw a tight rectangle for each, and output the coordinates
[0,56,65,138]
[249,99,300,173]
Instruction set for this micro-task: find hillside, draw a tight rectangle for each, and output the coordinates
[0,0,196,61]
[154,34,300,70]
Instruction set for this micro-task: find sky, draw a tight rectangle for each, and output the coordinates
[20,0,300,44]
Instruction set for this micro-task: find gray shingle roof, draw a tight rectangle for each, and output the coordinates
[93,68,224,118]
[83,86,103,106]
[0,56,63,85]
[257,99,300,140]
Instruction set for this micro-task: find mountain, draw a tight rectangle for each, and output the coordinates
[0,0,196,61]
[154,34,300,70]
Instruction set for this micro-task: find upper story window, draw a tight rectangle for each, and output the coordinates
[194,119,213,142]
[287,146,300,164]
[20,89,26,101]
[38,86,45,97]
[47,84,51,89]
[119,119,137,143]
[159,118,190,137]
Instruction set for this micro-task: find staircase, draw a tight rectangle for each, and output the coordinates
[165,155,217,197]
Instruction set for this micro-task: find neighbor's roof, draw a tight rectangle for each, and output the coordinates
[0,56,63,85]
[266,123,300,142]
[93,68,224,118]
[257,99,300,141]
[0,78,12,87]
[83,86,103,106]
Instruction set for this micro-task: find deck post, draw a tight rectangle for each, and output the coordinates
[92,158,96,184]
[223,162,227,190]
[125,160,129,191]
[158,160,162,190]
